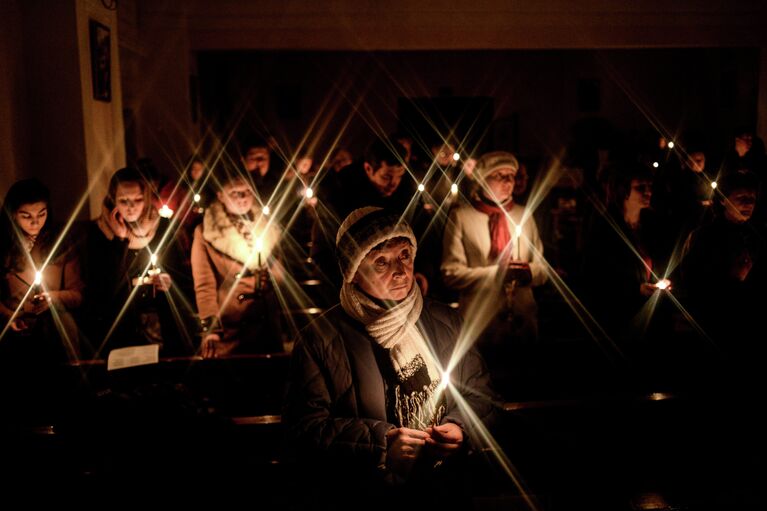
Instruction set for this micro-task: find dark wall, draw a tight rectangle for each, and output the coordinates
[198,48,759,165]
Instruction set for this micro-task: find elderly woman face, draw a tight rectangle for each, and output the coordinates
[218,179,255,216]
[353,237,414,302]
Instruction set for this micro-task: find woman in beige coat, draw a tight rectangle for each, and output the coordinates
[441,151,547,346]
[191,173,284,358]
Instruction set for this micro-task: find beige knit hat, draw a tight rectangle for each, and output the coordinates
[335,207,417,283]
[475,151,519,181]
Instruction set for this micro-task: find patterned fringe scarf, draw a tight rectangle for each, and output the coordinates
[340,283,445,429]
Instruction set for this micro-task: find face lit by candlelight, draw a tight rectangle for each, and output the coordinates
[483,167,516,203]
[115,182,146,223]
[364,161,406,198]
[353,237,414,302]
[685,152,706,173]
[242,147,270,175]
[625,179,652,212]
[723,189,757,223]
[432,143,456,167]
[190,161,205,181]
[14,202,48,238]
[218,179,255,216]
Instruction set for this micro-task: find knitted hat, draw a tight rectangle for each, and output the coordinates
[475,151,519,181]
[335,207,417,283]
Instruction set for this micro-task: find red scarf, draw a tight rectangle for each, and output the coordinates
[471,197,514,260]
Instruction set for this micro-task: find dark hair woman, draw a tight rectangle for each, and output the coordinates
[0,178,83,424]
[581,162,673,344]
[0,178,83,361]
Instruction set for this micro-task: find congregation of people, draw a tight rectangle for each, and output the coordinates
[2,125,766,388]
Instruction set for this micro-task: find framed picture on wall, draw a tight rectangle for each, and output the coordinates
[89,19,111,102]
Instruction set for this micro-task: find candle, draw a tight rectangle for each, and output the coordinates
[32,270,43,297]
[514,224,522,261]
[255,237,264,269]
[656,278,671,291]
[159,204,174,218]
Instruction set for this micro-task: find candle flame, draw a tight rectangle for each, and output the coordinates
[656,279,671,290]
[711,181,718,189]
[667,141,675,149]
[34,271,43,286]
[514,225,522,238]
[150,253,158,266]
[262,205,270,216]
[417,183,425,192]
[193,193,201,203]
[159,204,174,218]
[305,187,314,199]
[255,237,264,252]
[452,152,460,161]
[450,183,458,195]
[439,370,452,390]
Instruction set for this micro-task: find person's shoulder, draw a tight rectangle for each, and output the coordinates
[422,298,461,330]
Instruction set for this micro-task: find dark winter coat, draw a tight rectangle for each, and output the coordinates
[284,297,496,483]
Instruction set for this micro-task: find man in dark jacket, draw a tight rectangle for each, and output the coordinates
[284,207,496,507]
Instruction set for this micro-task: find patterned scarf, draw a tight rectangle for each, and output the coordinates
[471,196,514,260]
[340,282,445,429]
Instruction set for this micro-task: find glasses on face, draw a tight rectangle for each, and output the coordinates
[487,172,515,184]
[227,189,253,199]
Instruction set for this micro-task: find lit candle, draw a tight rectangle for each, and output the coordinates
[452,152,460,161]
[263,205,270,216]
[667,141,675,149]
[159,204,174,218]
[305,187,314,199]
[514,224,522,261]
[193,193,201,203]
[417,183,425,192]
[450,183,458,195]
[255,237,264,269]
[652,162,659,169]
[32,270,43,296]
[710,181,718,190]
[656,278,671,291]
